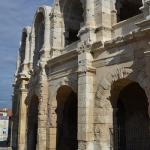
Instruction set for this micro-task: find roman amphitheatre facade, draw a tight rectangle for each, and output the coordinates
[12,0,150,150]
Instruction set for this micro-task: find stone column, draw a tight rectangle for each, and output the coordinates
[15,51,21,76]
[47,105,57,150]
[18,80,28,150]
[85,0,95,28]
[77,43,96,150]
[51,1,64,58]
[36,7,51,150]
[43,10,51,57]
[79,0,96,43]
[12,91,20,150]
[141,0,150,18]
[46,82,57,150]
[95,0,112,42]
[37,68,48,150]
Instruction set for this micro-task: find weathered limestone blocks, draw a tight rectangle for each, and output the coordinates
[12,0,150,150]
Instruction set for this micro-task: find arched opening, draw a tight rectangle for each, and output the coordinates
[27,95,39,150]
[20,32,27,64]
[116,0,143,22]
[19,32,27,72]
[111,82,150,149]
[33,12,45,66]
[60,0,84,46]
[56,85,78,150]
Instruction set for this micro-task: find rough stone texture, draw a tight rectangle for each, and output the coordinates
[12,0,150,150]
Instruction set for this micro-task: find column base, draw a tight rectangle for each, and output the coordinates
[18,144,26,150]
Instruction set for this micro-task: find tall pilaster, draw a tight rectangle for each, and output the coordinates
[79,0,96,44]
[50,1,64,57]
[47,88,57,150]
[18,79,28,150]
[77,43,96,150]
[37,66,49,150]
[141,0,150,19]
[94,0,113,42]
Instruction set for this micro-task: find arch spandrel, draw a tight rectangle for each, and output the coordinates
[94,67,150,149]
[96,67,150,109]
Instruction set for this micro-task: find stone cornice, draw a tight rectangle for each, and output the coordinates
[104,28,150,49]
[17,72,30,81]
[47,49,78,68]
[136,18,150,28]
[91,25,150,53]
[19,88,28,93]
[78,66,96,75]
[95,26,112,33]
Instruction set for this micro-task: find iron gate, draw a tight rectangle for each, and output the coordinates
[110,128,150,150]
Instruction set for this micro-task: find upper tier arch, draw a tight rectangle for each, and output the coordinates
[30,6,52,68]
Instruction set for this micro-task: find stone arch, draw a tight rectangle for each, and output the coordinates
[110,81,150,149]
[115,0,143,22]
[27,95,39,150]
[56,78,78,94]
[56,85,78,150]
[94,67,150,149]
[59,0,84,46]
[49,81,77,121]
[30,6,51,67]
[96,67,133,108]
[96,67,149,107]
[18,26,31,72]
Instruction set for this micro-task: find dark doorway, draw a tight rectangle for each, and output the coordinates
[56,86,78,150]
[116,0,143,22]
[27,95,39,150]
[114,82,150,150]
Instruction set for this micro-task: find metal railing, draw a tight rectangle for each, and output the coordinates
[109,128,150,150]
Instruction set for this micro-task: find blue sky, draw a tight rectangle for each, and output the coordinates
[0,0,52,108]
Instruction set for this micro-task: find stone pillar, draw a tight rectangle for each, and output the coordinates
[111,0,117,25]
[44,8,51,51]
[94,0,112,42]
[141,0,150,19]
[46,83,57,150]
[15,51,21,76]
[36,7,51,150]
[85,0,95,28]
[50,1,64,57]
[37,68,48,150]
[79,0,96,43]
[12,92,20,150]
[77,43,96,150]
[47,104,57,150]
[18,80,28,150]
